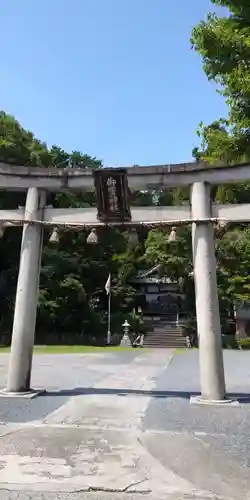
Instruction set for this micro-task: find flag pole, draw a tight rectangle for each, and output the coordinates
[105,274,111,345]
[107,291,111,345]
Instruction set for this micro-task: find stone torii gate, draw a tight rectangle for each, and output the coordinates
[1,161,250,403]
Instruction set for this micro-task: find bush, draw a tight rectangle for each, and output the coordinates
[238,337,250,350]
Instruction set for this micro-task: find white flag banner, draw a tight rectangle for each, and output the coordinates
[105,274,111,295]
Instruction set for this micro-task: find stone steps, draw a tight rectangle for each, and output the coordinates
[143,322,187,348]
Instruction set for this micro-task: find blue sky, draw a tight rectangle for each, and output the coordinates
[1,0,227,166]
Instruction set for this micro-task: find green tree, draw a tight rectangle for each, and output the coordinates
[216,227,250,307]
[191,0,250,163]
[143,227,192,280]
[0,112,139,345]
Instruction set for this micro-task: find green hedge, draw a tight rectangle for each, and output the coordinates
[238,337,250,349]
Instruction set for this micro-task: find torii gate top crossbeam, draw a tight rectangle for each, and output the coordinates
[0,161,250,191]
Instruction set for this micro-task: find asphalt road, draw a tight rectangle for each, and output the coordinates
[0,349,249,500]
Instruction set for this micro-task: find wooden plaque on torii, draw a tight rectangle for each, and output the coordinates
[93,168,131,223]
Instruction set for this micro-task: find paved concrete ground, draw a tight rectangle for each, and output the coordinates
[0,349,249,500]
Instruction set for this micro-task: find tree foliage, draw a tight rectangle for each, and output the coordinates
[191,0,250,163]
[0,112,140,344]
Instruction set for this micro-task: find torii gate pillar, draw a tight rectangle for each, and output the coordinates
[6,188,45,393]
[191,182,226,401]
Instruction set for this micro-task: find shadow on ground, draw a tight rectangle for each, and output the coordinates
[43,387,250,403]
[0,387,249,425]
